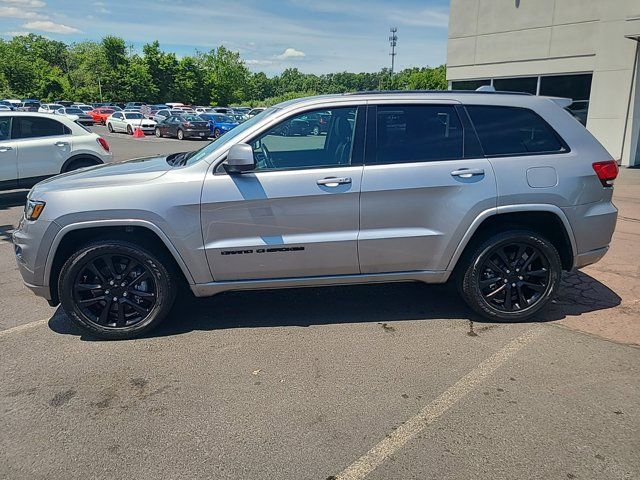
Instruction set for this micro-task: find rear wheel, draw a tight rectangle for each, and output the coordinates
[107,122,113,132]
[59,240,177,340]
[458,230,562,322]
[155,127,162,138]
[312,125,320,136]
[62,158,100,173]
[213,128,221,139]
[127,125,133,135]
[177,129,184,140]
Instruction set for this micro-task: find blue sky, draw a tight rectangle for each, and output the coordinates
[0,0,450,75]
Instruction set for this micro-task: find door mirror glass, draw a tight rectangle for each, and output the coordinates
[225,143,255,174]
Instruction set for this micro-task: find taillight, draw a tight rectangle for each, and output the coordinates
[97,137,110,152]
[592,160,618,187]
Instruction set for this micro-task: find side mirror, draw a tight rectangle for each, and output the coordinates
[224,143,255,174]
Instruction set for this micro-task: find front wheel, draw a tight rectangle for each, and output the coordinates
[155,127,162,138]
[58,240,177,340]
[458,230,562,322]
[107,122,113,133]
[127,125,133,135]
[213,128,221,139]
[177,129,184,140]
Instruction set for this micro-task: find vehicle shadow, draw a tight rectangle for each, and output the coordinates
[48,270,621,341]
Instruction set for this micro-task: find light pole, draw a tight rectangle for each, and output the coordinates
[389,27,398,76]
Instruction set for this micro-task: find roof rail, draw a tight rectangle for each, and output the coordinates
[343,89,532,96]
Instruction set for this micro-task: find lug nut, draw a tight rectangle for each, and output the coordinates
[121,282,126,287]
[113,297,118,301]
[503,279,508,283]
[123,292,127,297]
[512,283,516,287]
[518,276,523,280]
[105,290,110,295]
[109,280,114,286]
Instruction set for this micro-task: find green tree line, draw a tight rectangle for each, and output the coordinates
[0,34,447,106]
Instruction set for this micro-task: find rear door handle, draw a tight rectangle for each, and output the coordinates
[55,141,69,147]
[0,146,13,152]
[317,177,352,187]
[451,168,485,178]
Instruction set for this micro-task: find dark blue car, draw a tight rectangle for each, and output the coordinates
[199,113,239,138]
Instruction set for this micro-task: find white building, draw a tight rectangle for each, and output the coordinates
[446,0,640,167]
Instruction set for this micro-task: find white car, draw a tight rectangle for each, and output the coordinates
[106,111,156,135]
[74,104,94,113]
[194,107,215,115]
[38,103,64,114]
[0,112,112,190]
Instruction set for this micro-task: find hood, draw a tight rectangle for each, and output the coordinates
[30,154,173,198]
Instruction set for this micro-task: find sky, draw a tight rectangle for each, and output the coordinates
[0,0,450,75]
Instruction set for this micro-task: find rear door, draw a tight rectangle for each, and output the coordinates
[12,116,73,186]
[358,102,497,273]
[0,116,18,189]
[200,105,365,281]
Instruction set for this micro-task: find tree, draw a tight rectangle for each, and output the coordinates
[201,46,250,105]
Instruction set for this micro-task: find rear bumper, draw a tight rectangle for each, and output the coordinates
[574,246,609,269]
[563,201,617,268]
[184,129,210,138]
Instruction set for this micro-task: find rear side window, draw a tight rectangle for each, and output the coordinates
[0,117,11,141]
[373,105,463,164]
[466,105,566,156]
[12,117,69,139]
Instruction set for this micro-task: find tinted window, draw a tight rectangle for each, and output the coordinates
[0,117,11,141]
[466,105,565,156]
[112,112,122,119]
[492,77,537,94]
[12,116,69,139]
[373,105,463,164]
[124,113,142,119]
[249,106,359,171]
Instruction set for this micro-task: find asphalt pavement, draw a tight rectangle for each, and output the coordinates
[0,133,638,480]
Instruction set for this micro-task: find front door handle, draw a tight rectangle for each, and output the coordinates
[54,141,69,147]
[317,177,352,187]
[451,168,485,178]
[0,146,13,152]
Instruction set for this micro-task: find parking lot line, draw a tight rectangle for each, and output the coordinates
[0,318,47,338]
[334,326,545,480]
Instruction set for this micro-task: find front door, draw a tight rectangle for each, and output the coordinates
[0,116,18,189]
[201,105,364,281]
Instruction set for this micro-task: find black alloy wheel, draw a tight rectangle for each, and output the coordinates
[459,230,562,321]
[59,241,177,339]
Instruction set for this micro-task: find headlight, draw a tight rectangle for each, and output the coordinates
[25,199,46,221]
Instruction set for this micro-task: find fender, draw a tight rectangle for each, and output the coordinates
[446,204,578,271]
[60,153,103,173]
[43,219,196,288]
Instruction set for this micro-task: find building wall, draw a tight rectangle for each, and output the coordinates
[447,0,640,166]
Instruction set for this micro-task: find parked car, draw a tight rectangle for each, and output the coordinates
[107,111,156,134]
[153,109,187,123]
[75,104,94,113]
[0,112,111,190]
[38,103,64,114]
[194,107,215,115]
[142,104,168,118]
[154,114,210,140]
[12,91,619,339]
[0,100,18,111]
[18,100,41,112]
[89,107,115,125]
[54,107,95,125]
[198,113,239,138]
[0,105,12,111]
[247,107,265,117]
[125,102,145,110]
[55,101,74,107]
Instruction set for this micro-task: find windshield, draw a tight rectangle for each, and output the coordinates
[182,114,203,122]
[125,113,143,119]
[184,107,277,165]
[214,114,234,123]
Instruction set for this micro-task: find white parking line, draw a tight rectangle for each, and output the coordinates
[0,318,48,339]
[334,326,544,480]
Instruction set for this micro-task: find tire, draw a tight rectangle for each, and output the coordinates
[312,125,320,136]
[458,230,562,322]
[58,240,177,340]
[177,129,184,140]
[213,128,221,139]
[281,125,290,136]
[155,127,162,138]
[107,122,113,133]
[127,125,133,135]
[62,158,100,173]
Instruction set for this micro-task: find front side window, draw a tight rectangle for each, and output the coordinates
[125,113,142,120]
[372,104,463,164]
[12,117,69,139]
[249,106,358,171]
[112,112,122,119]
[466,105,566,156]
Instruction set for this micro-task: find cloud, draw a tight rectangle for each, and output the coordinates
[2,0,46,7]
[0,6,41,18]
[3,30,31,36]
[93,1,110,13]
[275,47,305,60]
[22,20,80,33]
[246,59,275,67]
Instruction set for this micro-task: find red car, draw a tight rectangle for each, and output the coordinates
[89,107,115,125]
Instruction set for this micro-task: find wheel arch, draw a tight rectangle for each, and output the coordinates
[46,221,195,305]
[60,154,103,173]
[448,205,577,273]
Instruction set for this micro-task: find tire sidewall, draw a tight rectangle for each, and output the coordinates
[461,231,562,322]
[59,241,176,339]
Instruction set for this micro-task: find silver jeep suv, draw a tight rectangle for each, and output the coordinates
[13,91,618,339]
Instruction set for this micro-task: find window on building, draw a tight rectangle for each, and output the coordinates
[540,73,593,126]
[492,77,538,95]
[466,105,566,156]
[372,105,463,164]
[451,79,491,91]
